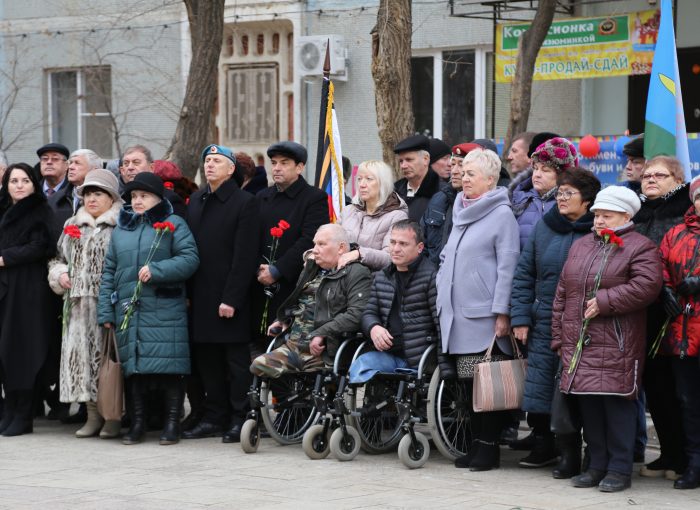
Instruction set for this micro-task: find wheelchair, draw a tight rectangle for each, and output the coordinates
[337,339,473,469]
[240,331,361,455]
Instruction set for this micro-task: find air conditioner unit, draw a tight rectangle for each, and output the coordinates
[295,35,348,81]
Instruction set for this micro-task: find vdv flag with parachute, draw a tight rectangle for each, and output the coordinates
[644,0,691,181]
[314,53,344,223]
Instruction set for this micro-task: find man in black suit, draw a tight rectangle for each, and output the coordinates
[251,141,329,355]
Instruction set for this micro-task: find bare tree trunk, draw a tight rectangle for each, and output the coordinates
[504,0,557,154]
[371,0,414,178]
[164,0,225,179]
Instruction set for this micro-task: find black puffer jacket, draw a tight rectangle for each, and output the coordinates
[361,256,439,367]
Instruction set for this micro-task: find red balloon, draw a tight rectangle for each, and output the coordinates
[579,135,600,158]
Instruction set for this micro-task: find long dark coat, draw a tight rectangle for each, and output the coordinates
[251,176,329,335]
[188,179,261,344]
[510,206,593,413]
[394,168,442,222]
[0,193,56,391]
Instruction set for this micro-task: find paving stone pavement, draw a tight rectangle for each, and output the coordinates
[0,419,699,509]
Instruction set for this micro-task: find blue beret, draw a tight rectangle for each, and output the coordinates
[201,144,236,164]
[267,141,307,164]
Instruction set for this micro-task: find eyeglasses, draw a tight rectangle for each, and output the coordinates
[40,156,66,163]
[556,190,580,200]
[641,172,672,181]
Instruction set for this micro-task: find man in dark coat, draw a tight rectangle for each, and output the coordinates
[251,141,329,353]
[119,145,187,218]
[393,135,442,222]
[349,220,439,383]
[37,143,70,197]
[184,144,261,443]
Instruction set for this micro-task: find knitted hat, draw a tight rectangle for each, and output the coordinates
[690,175,700,202]
[153,160,183,181]
[428,138,451,164]
[530,137,579,172]
[471,138,498,154]
[528,132,560,157]
[76,169,122,202]
[590,185,641,217]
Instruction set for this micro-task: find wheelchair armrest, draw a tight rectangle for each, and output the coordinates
[416,343,436,383]
[332,332,366,374]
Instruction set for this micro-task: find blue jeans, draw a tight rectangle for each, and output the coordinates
[348,351,411,384]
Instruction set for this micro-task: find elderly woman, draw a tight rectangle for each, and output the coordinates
[0,163,55,437]
[633,156,691,481]
[98,172,199,445]
[511,168,600,476]
[511,137,578,250]
[339,160,409,270]
[552,186,662,492]
[48,170,123,439]
[658,176,700,490]
[436,148,520,471]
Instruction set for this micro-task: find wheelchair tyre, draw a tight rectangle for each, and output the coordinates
[329,426,361,462]
[240,419,260,454]
[345,380,403,454]
[302,424,330,460]
[397,432,430,469]
[426,368,472,460]
[260,375,319,445]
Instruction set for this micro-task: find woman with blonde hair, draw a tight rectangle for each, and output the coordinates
[339,160,408,270]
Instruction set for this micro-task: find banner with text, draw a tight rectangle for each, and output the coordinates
[496,10,659,82]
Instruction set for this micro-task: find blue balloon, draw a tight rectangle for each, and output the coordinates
[614,136,631,158]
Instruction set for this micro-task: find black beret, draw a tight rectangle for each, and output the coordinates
[528,132,560,158]
[471,138,498,154]
[124,172,164,200]
[37,143,69,159]
[623,136,644,159]
[394,134,430,154]
[267,141,307,164]
[428,138,451,164]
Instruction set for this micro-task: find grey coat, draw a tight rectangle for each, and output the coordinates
[436,187,520,354]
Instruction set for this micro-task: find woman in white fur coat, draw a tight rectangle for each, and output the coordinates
[48,169,123,439]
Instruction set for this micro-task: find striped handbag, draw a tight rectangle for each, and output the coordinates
[472,334,527,413]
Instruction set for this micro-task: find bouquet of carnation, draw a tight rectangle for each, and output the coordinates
[568,228,623,374]
[120,221,176,331]
[259,220,290,334]
[61,225,82,337]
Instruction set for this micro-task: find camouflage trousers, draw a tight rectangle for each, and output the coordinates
[249,340,327,379]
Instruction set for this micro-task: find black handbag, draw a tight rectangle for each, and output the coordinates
[550,363,579,435]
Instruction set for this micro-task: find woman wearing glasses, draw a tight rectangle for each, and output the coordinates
[511,137,579,250]
[511,168,601,476]
[633,156,690,481]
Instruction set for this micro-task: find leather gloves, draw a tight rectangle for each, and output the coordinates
[677,276,700,296]
[661,286,682,318]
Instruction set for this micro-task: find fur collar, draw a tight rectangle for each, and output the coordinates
[70,202,121,229]
[118,199,174,230]
[0,193,48,226]
[633,183,691,223]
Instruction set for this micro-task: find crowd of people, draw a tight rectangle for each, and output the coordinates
[0,131,698,494]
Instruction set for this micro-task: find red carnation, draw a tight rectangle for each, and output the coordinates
[278,219,290,230]
[63,225,81,239]
[153,222,164,230]
[162,221,177,232]
[270,226,284,238]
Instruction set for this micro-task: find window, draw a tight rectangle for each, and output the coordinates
[47,66,113,157]
[411,49,486,145]
[226,64,278,143]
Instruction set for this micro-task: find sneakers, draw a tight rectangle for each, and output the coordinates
[598,472,632,493]
[518,435,559,468]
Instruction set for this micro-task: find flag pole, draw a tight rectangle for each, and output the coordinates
[314,42,332,186]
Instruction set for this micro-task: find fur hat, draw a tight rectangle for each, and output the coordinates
[590,185,641,217]
[530,137,579,172]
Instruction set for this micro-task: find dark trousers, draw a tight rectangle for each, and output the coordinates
[634,389,647,456]
[671,356,700,468]
[643,356,686,469]
[195,343,251,427]
[579,395,636,476]
[528,412,553,437]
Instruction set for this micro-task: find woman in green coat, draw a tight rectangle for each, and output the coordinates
[98,172,199,446]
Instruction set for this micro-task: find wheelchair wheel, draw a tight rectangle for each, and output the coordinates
[426,368,472,460]
[345,379,403,454]
[240,419,259,454]
[329,426,361,462]
[260,374,319,445]
[397,431,430,469]
[302,424,330,460]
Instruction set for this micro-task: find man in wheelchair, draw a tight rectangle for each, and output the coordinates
[349,220,440,383]
[250,223,372,378]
